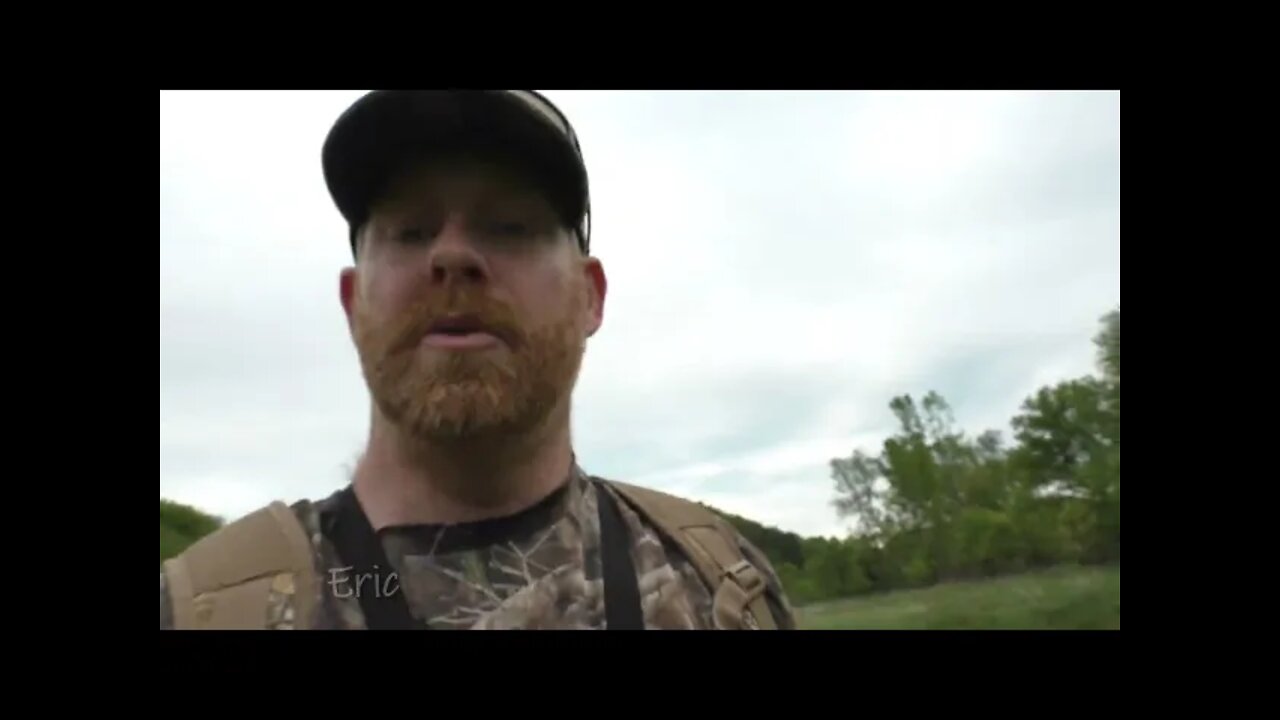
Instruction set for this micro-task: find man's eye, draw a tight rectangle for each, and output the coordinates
[488,221,532,236]
[399,228,426,242]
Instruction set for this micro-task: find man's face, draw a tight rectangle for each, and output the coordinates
[339,156,606,442]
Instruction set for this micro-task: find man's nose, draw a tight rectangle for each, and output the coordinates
[426,220,489,286]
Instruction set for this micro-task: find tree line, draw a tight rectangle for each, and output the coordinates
[160,498,223,563]
[734,307,1120,605]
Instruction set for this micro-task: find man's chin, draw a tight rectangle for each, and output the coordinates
[382,382,536,442]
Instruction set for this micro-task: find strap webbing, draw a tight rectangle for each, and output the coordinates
[328,487,423,630]
[595,480,644,630]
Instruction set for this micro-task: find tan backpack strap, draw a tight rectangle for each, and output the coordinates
[164,547,197,629]
[606,481,778,630]
[161,501,318,629]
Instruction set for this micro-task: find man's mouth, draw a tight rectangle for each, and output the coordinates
[421,314,505,350]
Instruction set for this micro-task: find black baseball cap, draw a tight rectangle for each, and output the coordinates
[322,90,591,256]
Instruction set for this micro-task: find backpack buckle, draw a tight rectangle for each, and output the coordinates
[713,560,766,630]
[724,559,765,595]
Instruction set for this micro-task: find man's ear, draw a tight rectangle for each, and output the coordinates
[583,257,607,337]
[339,267,358,332]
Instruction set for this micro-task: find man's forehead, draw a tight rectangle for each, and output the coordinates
[374,155,551,209]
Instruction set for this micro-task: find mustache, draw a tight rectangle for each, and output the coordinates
[384,288,522,352]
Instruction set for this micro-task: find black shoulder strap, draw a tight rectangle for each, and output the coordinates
[328,487,423,630]
[595,480,645,630]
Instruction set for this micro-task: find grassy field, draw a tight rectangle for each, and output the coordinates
[795,564,1120,630]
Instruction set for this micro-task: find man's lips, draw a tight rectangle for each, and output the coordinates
[420,314,507,350]
[422,332,502,350]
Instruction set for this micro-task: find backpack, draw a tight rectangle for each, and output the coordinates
[161,479,777,630]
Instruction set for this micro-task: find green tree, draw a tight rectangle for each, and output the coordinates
[826,306,1121,595]
[1009,307,1120,562]
[1098,307,1119,385]
[160,499,223,563]
[774,561,821,605]
[797,537,873,600]
[832,391,1013,582]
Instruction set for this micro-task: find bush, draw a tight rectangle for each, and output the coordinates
[160,499,222,563]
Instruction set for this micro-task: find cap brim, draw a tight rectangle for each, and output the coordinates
[322,90,588,251]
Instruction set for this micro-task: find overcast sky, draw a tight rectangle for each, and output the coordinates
[160,90,1120,538]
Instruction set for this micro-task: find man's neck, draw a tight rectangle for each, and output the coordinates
[351,408,576,530]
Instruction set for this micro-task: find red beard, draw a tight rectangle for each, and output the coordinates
[353,283,587,441]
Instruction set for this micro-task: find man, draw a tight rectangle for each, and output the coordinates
[160,90,795,630]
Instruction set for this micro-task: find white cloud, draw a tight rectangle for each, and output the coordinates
[160,90,1120,537]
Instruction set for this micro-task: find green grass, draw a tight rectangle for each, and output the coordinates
[795,564,1119,630]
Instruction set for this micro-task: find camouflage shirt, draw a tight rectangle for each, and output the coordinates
[161,467,795,630]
